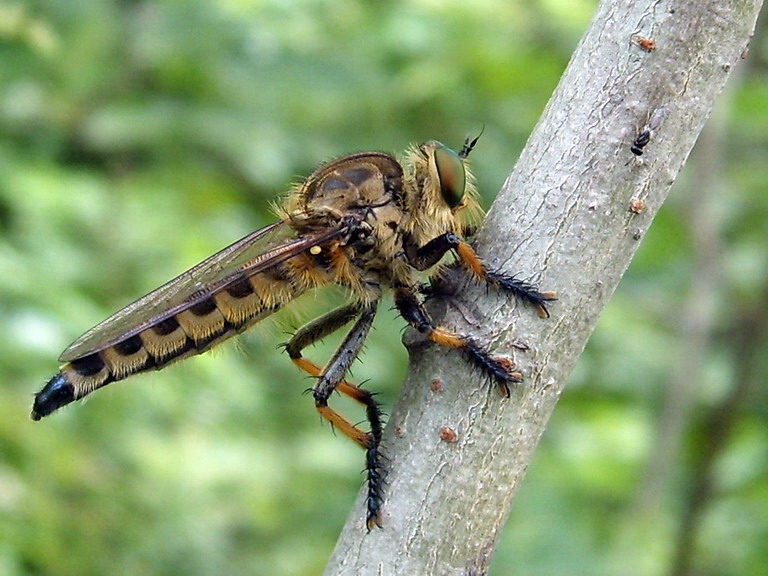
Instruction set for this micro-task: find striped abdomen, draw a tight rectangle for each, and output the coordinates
[32,253,328,420]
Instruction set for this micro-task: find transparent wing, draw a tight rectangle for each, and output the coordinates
[60,221,348,361]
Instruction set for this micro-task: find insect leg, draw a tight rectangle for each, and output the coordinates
[284,302,385,530]
[394,286,522,397]
[410,233,556,318]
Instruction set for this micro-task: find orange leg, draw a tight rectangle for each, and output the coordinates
[290,356,373,449]
[407,232,556,318]
[395,286,523,397]
[285,303,385,530]
[454,239,556,319]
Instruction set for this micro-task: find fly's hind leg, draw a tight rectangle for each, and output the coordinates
[284,301,385,530]
[395,286,523,397]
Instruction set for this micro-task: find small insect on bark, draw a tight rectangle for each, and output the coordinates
[630,34,657,52]
[631,107,670,156]
[32,135,556,530]
[629,198,646,214]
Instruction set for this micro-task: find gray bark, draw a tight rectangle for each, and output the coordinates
[325,0,763,574]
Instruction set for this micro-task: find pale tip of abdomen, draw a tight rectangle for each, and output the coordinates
[31,373,75,421]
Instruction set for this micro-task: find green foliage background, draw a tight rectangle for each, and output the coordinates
[1,1,766,575]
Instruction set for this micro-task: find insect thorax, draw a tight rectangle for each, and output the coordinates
[276,142,483,299]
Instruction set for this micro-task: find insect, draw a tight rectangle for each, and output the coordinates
[629,198,646,214]
[630,34,657,52]
[631,106,670,156]
[32,136,555,529]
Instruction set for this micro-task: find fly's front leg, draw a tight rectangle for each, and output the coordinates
[284,301,385,530]
[409,232,557,318]
[394,286,522,397]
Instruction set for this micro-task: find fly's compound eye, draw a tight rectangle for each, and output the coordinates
[433,144,466,209]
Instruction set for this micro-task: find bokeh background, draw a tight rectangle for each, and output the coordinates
[1,1,766,575]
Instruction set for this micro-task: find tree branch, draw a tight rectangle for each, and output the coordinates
[325,1,763,573]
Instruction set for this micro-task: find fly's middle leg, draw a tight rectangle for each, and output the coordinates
[394,286,523,397]
[284,301,385,530]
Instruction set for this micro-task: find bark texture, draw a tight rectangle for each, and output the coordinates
[326,1,763,574]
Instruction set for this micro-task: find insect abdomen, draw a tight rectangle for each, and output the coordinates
[31,261,316,420]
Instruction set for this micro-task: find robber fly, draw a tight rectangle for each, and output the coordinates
[32,136,555,529]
